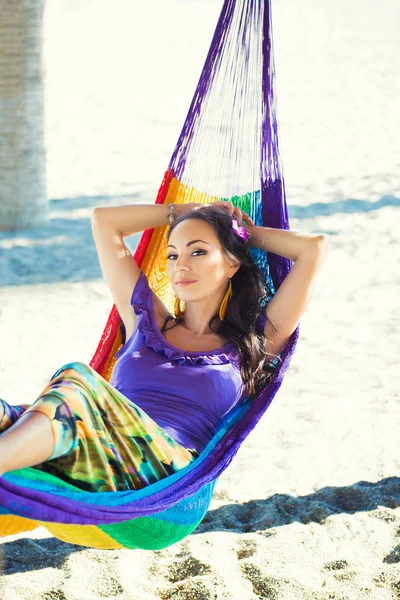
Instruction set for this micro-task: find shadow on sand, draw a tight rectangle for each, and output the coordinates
[1,476,399,575]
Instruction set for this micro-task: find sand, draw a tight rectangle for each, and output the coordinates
[1,197,399,600]
[1,0,400,598]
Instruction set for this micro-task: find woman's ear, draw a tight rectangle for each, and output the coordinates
[229,262,241,277]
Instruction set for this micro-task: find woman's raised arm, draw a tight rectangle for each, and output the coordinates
[248,225,329,358]
[90,203,198,339]
[92,203,195,238]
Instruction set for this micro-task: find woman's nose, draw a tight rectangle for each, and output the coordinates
[174,255,190,270]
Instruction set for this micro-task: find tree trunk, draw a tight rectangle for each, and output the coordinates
[0,0,47,231]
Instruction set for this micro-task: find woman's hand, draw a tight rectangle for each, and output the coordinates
[190,200,254,227]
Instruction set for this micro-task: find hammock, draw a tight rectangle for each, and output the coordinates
[0,0,299,551]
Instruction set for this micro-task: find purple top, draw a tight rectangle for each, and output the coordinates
[110,271,267,453]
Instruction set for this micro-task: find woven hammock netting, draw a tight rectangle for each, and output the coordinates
[0,0,299,550]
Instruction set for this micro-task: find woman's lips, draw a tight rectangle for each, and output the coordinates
[175,280,196,286]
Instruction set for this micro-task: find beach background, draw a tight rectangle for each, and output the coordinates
[1,0,400,598]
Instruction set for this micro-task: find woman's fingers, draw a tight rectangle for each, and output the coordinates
[218,201,233,214]
[233,206,254,226]
[233,207,242,222]
[243,213,254,226]
[205,201,254,226]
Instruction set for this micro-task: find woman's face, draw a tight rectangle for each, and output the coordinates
[167,218,239,302]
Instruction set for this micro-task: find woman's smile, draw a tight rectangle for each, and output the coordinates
[175,280,197,286]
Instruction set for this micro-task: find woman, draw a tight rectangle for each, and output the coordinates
[0,201,328,492]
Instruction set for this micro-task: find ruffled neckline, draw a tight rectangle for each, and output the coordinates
[135,304,240,366]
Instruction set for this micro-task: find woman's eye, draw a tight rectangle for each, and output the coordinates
[167,250,206,260]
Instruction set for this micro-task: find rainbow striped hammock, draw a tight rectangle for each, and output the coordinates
[0,0,299,550]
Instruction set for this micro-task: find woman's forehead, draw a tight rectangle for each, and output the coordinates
[170,219,218,244]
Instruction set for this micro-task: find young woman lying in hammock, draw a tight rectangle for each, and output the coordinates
[0,202,328,492]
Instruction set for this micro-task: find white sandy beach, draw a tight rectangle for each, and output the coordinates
[1,0,400,598]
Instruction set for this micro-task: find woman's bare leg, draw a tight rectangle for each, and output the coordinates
[0,411,55,476]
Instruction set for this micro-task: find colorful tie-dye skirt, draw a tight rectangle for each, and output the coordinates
[0,362,199,493]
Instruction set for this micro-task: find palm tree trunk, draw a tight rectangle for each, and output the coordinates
[0,0,47,230]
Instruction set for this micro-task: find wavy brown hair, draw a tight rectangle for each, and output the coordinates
[164,204,280,397]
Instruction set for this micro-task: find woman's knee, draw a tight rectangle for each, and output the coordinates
[50,361,93,381]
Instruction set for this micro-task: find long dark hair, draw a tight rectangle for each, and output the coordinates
[165,204,279,396]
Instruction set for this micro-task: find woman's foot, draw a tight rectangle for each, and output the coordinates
[0,400,4,425]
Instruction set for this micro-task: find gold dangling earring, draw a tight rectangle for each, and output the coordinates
[174,296,186,319]
[219,279,233,321]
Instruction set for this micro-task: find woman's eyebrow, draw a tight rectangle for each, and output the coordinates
[167,239,210,249]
